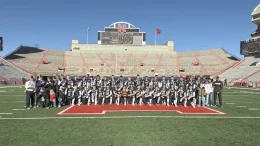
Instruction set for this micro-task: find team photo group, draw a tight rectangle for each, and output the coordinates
[25,75,223,109]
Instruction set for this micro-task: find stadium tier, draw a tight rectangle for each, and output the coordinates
[4,45,239,78]
[219,55,260,84]
[0,56,30,82]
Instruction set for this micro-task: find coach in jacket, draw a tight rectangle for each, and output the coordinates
[213,76,223,108]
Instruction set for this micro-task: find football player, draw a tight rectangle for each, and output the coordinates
[186,85,196,108]
[128,84,136,106]
[57,79,66,107]
[177,86,186,106]
[90,86,98,105]
[65,84,74,105]
[153,87,161,105]
[113,84,121,105]
[81,86,91,105]
[104,85,112,105]
[71,85,81,106]
[169,85,177,107]
[160,86,168,105]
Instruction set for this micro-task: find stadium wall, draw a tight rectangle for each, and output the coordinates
[71,41,174,52]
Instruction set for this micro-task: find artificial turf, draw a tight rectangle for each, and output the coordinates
[0,87,260,146]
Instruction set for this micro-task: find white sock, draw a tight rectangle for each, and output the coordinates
[102,98,105,105]
[184,100,187,107]
[117,97,120,105]
[95,98,97,105]
[166,98,169,106]
[71,98,75,105]
[109,97,112,105]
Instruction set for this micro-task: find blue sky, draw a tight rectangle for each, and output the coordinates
[0,0,259,58]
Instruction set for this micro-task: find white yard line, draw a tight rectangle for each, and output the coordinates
[224,101,258,104]
[0,113,13,115]
[226,103,235,105]
[227,87,260,91]
[236,106,247,108]
[0,86,21,89]
[1,116,260,120]
[0,95,25,96]
[12,109,25,111]
[0,101,24,103]
[248,108,260,111]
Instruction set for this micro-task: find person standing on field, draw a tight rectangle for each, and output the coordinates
[213,76,223,108]
[25,76,36,109]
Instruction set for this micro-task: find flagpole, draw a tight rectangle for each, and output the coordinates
[87,27,89,44]
[155,29,156,46]
[87,31,88,44]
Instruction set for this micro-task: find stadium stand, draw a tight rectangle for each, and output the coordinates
[4,46,239,78]
[0,56,29,83]
[37,50,64,75]
[219,55,260,84]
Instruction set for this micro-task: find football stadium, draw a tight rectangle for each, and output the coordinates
[0,2,260,146]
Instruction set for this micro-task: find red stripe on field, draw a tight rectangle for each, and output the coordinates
[56,105,226,116]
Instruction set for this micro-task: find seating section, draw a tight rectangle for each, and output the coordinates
[37,50,64,75]
[4,46,242,78]
[219,56,260,83]
[0,57,29,80]
[178,51,201,76]
[247,70,260,82]
[5,46,46,73]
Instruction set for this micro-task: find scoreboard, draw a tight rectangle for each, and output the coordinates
[100,32,143,45]
[0,37,3,51]
[98,22,146,45]
[240,38,260,55]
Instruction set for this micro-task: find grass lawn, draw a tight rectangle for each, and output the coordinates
[0,87,260,146]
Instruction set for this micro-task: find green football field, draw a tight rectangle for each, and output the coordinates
[0,86,260,146]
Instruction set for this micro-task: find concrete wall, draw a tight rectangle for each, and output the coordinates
[71,41,174,52]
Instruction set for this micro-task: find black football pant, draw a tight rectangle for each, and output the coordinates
[25,91,35,108]
[36,93,44,106]
[44,92,50,107]
[213,91,222,107]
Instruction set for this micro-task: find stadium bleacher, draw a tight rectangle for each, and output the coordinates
[0,57,29,82]
[219,55,260,84]
[3,46,240,78]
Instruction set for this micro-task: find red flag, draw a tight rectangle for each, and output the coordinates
[156,29,162,34]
